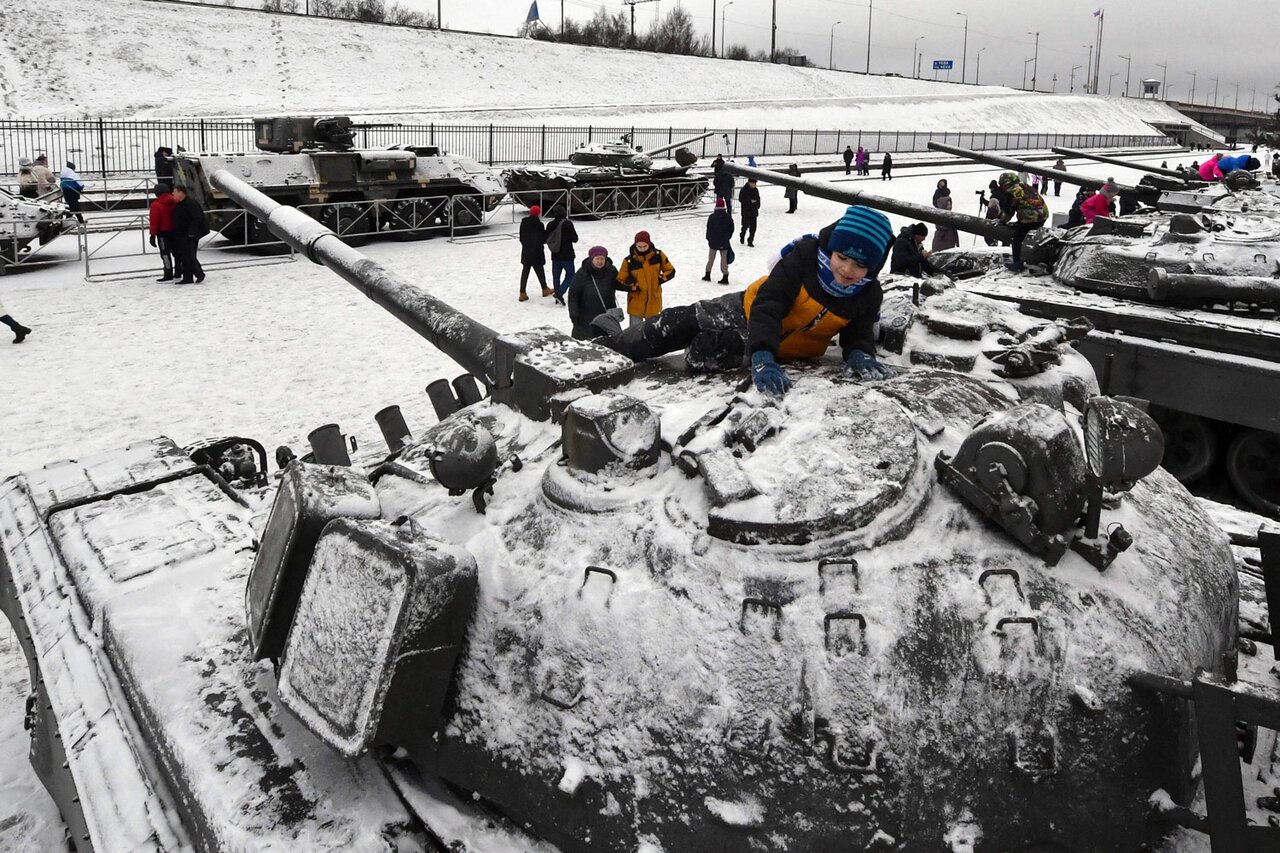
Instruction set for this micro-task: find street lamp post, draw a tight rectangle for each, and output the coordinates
[976,47,986,86]
[1108,72,1119,95]
[913,36,924,79]
[1210,77,1219,107]
[1023,58,1034,91]
[1250,89,1256,112]
[1186,70,1197,104]
[1233,82,1240,110]
[721,1,734,56]
[1084,45,1094,93]
[1070,65,1082,93]
[865,0,873,74]
[955,12,968,84]
[829,20,842,71]
[1156,62,1167,100]
[1118,54,1131,97]
[1027,31,1040,91]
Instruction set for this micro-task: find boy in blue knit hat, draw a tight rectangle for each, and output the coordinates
[599,205,895,398]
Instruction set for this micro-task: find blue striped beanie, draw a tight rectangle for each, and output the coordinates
[827,206,893,267]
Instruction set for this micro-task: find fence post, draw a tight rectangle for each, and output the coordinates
[488,124,494,165]
[97,118,107,178]
[733,129,739,158]
[668,127,673,145]
[540,125,546,164]
[763,128,768,155]
[588,125,593,142]
[702,128,708,157]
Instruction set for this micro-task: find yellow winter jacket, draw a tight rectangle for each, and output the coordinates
[617,244,676,318]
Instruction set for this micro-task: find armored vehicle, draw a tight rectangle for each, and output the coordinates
[1,186,68,272]
[3,170,1276,853]
[503,131,716,218]
[726,154,1280,518]
[170,115,507,246]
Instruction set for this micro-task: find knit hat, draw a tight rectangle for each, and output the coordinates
[998,171,1019,189]
[18,157,32,167]
[529,205,541,217]
[714,197,726,209]
[826,206,893,267]
[634,230,651,245]
[1101,180,1119,196]
[588,245,608,258]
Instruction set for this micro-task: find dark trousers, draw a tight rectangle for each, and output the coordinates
[172,235,204,281]
[551,260,575,298]
[1010,222,1042,263]
[740,216,757,245]
[156,233,174,277]
[786,196,798,213]
[844,163,852,175]
[604,292,747,366]
[63,189,84,223]
[1053,181,1062,197]
[520,263,547,293]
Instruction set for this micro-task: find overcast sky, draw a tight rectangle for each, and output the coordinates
[400,0,1278,110]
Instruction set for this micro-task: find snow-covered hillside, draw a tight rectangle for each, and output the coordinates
[0,0,1195,140]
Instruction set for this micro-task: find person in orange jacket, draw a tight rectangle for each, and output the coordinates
[616,230,676,329]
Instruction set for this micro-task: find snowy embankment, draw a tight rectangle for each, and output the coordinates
[0,0,1198,141]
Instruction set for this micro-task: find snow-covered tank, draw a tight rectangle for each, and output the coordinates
[503,131,715,218]
[0,172,1261,853]
[0,186,68,272]
[170,115,507,246]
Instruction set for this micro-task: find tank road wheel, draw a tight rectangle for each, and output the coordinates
[321,204,373,247]
[449,193,484,231]
[1226,429,1280,517]
[1152,408,1218,485]
[389,198,442,242]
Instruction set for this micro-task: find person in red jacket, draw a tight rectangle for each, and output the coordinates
[148,183,178,281]
[1079,182,1118,225]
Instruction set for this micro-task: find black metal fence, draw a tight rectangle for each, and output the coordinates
[0,118,1171,177]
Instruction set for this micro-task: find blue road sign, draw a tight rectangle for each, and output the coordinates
[933,60,954,70]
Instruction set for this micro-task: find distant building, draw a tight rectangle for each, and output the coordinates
[1141,79,1161,99]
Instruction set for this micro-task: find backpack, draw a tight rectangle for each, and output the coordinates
[545,220,564,254]
[1014,184,1047,224]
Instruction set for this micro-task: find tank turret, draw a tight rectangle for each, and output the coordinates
[2,171,1272,853]
[0,186,68,271]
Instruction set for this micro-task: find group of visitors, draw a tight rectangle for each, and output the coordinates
[148,183,209,284]
[841,146,874,176]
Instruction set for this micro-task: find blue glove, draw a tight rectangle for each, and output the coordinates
[751,350,792,397]
[845,350,893,381]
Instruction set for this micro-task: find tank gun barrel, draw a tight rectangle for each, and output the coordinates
[1050,146,1191,180]
[208,169,498,385]
[723,162,1013,242]
[1148,267,1280,306]
[927,141,1145,198]
[645,131,720,158]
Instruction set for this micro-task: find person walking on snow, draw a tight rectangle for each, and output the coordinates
[0,295,32,344]
[880,152,893,181]
[1052,158,1066,196]
[567,246,626,340]
[148,183,178,282]
[170,185,209,284]
[738,178,761,247]
[616,230,676,329]
[544,204,578,305]
[996,171,1048,272]
[599,205,896,397]
[703,198,735,285]
[843,145,855,175]
[784,163,800,213]
[517,205,550,302]
[713,159,735,214]
[930,180,959,252]
[59,162,86,224]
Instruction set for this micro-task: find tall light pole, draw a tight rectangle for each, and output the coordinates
[437,0,441,29]
[1070,64,1082,93]
[1210,76,1219,107]
[1084,45,1094,93]
[955,12,968,84]
[721,1,733,56]
[976,46,986,85]
[913,36,924,79]
[1156,62,1167,100]
[829,20,842,71]
[1186,70,1197,104]
[711,0,716,57]
[1233,82,1240,110]
[1108,71,1119,95]
[1118,54,1131,97]
[1027,31,1039,91]
[865,0,873,74]
[1250,89,1257,112]
[770,0,777,63]
[1023,58,1034,91]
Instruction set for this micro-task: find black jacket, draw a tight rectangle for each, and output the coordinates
[881,154,893,174]
[889,230,939,277]
[706,209,735,249]
[843,148,854,165]
[713,170,735,199]
[567,258,624,339]
[170,196,208,239]
[519,215,546,265]
[747,222,885,360]
[155,149,173,180]
[738,184,761,221]
[545,216,578,262]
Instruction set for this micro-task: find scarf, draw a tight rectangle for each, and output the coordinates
[778,234,869,298]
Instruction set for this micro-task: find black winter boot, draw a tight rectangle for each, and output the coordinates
[701,272,712,282]
[718,274,729,284]
[2,316,31,343]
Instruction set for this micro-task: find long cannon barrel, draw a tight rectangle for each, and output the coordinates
[1050,146,1191,180]
[926,141,1143,197]
[722,162,1014,242]
[1148,267,1280,306]
[208,169,499,386]
[646,130,720,158]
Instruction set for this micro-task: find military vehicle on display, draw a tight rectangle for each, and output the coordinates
[503,130,716,218]
[0,186,68,272]
[725,150,1280,519]
[3,168,1278,853]
[170,115,507,246]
